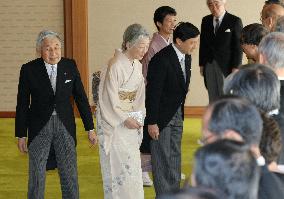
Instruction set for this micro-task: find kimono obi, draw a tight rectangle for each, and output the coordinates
[118,88,137,112]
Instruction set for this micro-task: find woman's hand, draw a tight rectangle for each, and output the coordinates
[124,117,142,129]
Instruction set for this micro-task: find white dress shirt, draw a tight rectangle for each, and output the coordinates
[213,11,226,29]
[172,44,186,81]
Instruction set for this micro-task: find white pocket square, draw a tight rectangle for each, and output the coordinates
[65,80,71,83]
[225,29,231,32]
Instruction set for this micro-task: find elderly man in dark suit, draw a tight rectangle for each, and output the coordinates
[199,0,243,102]
[145,22,200,197]
[15,30,97,199]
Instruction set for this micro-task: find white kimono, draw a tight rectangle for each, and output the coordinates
[97,51,145,199]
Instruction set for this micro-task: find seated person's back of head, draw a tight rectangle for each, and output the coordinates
[157,186,226,199]
[193,140,260,199]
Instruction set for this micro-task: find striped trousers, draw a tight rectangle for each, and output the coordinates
[28,115,79,199]
[151,107,183,197]
[204,60,225,103]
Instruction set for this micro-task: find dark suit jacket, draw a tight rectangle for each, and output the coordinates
[15,57,94,145]
[199,12,243,77]
[274,80,284,164]
[145,44,191,130]
[258,165,284,199]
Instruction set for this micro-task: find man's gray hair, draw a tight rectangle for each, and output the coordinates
[258,32,284,69]
[207,0,226,4]
[36,30,62,54]
[275,15,284,32]
[121,23,149,51]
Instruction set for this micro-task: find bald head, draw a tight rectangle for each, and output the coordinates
[262,4,284,31]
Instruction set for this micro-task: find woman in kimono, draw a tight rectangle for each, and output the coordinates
[97,24,150,199]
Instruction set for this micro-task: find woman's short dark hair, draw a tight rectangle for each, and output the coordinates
[240,23,269,45]
[259,112,282,164]
[154,6,176,31]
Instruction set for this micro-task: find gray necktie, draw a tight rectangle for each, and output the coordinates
[180,57,186,82]
[50,65,56,92]
[215,18,220,34]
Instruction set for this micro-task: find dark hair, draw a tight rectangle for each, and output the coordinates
[208,96,263,146]
[158,186,227,199]
[224,64,280,113]
[154,6,177,31]
[259,112,282,164]
[194,140,260,199]
[173,22,200,43]
[240,23,269,45]
[265,0,284,6]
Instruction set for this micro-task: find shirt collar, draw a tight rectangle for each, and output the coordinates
[278,76,284,80]
[44,61,57,69]
[172,43,185,62]
[268,109,279,116]
[256,155,266,166]
[214,11,226,24]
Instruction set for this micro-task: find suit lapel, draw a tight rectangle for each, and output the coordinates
[37,58,54,95]
[169,45,186,90]
[216,12,229,35]
[185,55,191,88]
[208,15,214,34]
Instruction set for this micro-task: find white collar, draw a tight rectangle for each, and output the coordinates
[44,61,57,69]
[214,11,226,24]
[278,76,284,81]
[172,44,185,62]
[268,109,279,116]
[256,155,266,166]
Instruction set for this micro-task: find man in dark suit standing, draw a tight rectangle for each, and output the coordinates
[199,0,243,102]
[145,22,200,197]
[15,30,97,199]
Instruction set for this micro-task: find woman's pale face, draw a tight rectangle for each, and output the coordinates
[127,37,150,60]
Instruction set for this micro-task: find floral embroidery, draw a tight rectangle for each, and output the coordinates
[105,156,132,194]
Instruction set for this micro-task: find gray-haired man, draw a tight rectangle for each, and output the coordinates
[15,30,97,199]
[259,32,284,164]
[199,0,243,102]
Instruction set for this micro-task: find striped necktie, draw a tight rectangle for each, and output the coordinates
[180,57,186,82]
[50,65,56,92]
